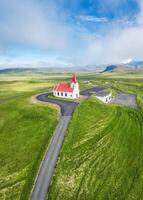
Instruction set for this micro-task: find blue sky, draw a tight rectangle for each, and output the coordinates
[0,0,143,68]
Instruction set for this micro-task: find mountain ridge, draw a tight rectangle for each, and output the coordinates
[101,60,143,73]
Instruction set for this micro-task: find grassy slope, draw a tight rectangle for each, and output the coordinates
[0,76,58,200]
[49,78,143,200]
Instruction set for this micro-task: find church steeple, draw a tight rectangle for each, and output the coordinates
[70,74,79,91]
[71,74,78,83]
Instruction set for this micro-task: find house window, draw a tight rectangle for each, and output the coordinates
[61,93,63,96]
[65,93,67,96]
[57,92,59,96]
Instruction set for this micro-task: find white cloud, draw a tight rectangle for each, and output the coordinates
[81,0,143,65]
[0,0,70,50]
[79,15,108,23]
[0,0,143,67]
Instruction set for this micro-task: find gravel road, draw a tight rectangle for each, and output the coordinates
[37,93,79,116]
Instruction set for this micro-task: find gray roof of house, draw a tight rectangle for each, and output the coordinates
[94,90,111,97]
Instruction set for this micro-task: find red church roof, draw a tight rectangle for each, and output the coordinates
[54,74,78,93]
[71,74,77,83]
[54,83,73,92]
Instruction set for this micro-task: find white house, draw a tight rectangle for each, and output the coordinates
[94,90,112,103]
[53,74,80,99]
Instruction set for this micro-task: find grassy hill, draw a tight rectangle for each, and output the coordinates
[48,77,143,200]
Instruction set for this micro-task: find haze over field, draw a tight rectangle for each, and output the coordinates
[1,0,143,68]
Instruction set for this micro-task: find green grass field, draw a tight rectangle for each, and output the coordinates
[48,75,143,200]
[0,72,143,200]
[0,75,59,200]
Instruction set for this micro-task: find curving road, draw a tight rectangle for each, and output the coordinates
[31,88,104,200]
[37,92,79,116]
[31,87,137,200]
[31,92,80,200]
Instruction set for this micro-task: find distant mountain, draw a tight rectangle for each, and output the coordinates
[101,65,117,73]
[0,67,68,75]
[0,68,36,74]
[121,59,143,68]
[0,67,82,74]
[125,60,143,69]
[0,68,59,75]
[1,60,143,75]
[101,65,127,73]
[101,60,143,73]
[0,65,104,74]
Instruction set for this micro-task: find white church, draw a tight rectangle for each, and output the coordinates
[53,74,80,99]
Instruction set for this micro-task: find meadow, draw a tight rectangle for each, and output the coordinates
[0,74,60,200]
[48,74,143,200]
[0,72,143,200]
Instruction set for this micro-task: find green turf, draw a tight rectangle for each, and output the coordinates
[0,72,143,200]
[0,76,58,200]
[48,77,143,200]
[0,73,98,200]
